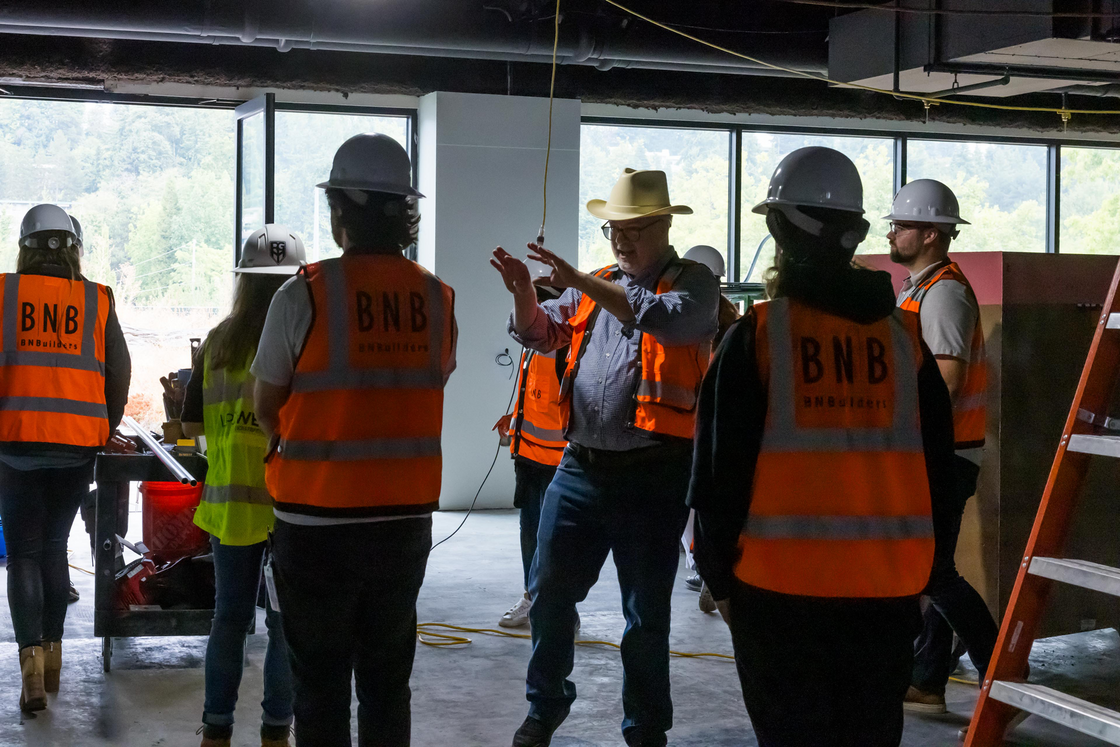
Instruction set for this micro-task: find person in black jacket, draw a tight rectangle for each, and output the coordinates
[688,149,957,747]
[0,205,130,712]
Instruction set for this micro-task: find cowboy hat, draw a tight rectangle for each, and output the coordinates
[586,168,693,221]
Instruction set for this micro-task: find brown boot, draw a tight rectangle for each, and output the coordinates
[197,724,232,747]
[19,646,47,712]
[43,641,61,694]
[260,723,291,747]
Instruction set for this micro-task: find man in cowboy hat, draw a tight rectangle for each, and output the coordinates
[491,168,719,747]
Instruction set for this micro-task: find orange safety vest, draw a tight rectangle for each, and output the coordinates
[559,261,710,441]
[0,273,111,449]
[509,348,567,467]
[734,298,935,598]
[898,261,986,449]
[266,255,455,518]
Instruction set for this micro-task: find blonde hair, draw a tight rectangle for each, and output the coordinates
[17,242,82,280]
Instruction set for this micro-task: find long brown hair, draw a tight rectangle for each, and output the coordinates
[18,240,82,280]
[205,273,290,372]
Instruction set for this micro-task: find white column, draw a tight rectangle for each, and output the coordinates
[417,92,581,510]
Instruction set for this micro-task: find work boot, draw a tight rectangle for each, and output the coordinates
[19,646,47,712]
[904,685,947,714]
[511,716,559,747]
[43,640,61,693]
[500,592,532,628]
[698,583,716,613]
[684,573,703,592]
[197,724,232,747]
[260,723,291,747]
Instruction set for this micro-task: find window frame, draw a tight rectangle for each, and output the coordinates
[583,114,1120,292]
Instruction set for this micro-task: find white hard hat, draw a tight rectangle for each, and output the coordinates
[236,225,307,275]
[883,179,970,234]
[70,215,85,257]
[752,147,865,218]
[683,245,725,278]
[316,133,424,198]
[20,204,77,250]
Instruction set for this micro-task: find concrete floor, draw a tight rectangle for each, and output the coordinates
[1,508,1119,746]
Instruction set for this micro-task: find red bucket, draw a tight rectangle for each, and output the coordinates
[140,481,207,560]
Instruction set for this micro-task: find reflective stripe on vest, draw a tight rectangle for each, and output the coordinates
[898,262,987,448]
[267,256,452,519]
[510,348,567,467]
[559,261,709,440]
[734,299,935,598]
[0,273,110,448]
[197,350,275,546]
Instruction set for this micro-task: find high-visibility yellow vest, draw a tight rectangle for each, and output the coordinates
[193,348,275,546]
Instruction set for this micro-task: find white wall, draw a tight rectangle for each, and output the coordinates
[418,92,581,510]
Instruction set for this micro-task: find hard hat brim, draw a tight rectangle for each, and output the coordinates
[881,212,970,226]
[585,200,693,221]
[753,197,865,216]
[233,264,305,275]
[316,178,424,198]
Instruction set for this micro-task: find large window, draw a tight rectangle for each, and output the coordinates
[275,111,410,261]
[1061,146,1120,255]
[740,133,894,282]
[907,139,1047,253]
[579,124,730,271]
[0,98,235,428]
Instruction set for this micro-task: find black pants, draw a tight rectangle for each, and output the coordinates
[513,459,555,590]
[912,454,999,694]
[272,517,432,747]
[730,583,921,747]
[0,461,92,649]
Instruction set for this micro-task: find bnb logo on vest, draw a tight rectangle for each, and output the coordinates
[353,289,431,356]
[18,301,81,351]
[791,313,894,429]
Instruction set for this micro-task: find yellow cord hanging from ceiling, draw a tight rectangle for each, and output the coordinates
[537,0,563,245]
[600,0,1120,121]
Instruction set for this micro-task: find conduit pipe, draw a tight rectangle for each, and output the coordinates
[0,0,827,78]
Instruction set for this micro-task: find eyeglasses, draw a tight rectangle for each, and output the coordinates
[600,218,665,242]
[889,221,925,233]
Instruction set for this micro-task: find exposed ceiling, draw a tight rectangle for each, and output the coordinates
[0,1,1118,133]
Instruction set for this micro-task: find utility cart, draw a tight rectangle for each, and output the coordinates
[93,450,210,672]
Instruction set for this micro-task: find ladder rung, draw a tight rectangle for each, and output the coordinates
[989,682,1120,745]
[1108,313,1120,329]
[1029,557,1120,597]
[1067,434,1120,458]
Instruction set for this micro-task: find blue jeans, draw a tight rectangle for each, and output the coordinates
[0,461,91,649]
[514,459,555,590]
[203,537,293,728]
[526,444,691,742]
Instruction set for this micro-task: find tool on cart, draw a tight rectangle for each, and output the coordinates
[966,257,1120,746]
[121,415,197,486]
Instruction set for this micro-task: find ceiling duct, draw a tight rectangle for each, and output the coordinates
[0,0,828,78]
[829,0,1120,98]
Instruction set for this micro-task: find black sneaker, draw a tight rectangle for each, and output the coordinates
[512,716,560,747]
[684,573,703,592]
[68,583,80,604]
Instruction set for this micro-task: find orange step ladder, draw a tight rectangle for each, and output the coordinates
[966,258,1120,746]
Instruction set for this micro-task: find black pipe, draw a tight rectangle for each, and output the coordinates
[0,0,828,77]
